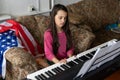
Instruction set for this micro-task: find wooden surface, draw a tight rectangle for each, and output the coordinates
[105,69,120,80]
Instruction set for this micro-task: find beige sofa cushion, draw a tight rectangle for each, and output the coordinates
[16,15,41,44]
[67,0,120,31]
[34,15,50,48]
[70,24,95,54]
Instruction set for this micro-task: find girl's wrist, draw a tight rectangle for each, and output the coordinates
[68,54,72,57]
[52,57,59,63]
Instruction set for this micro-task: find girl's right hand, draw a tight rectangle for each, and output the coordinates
[59,58,67,64]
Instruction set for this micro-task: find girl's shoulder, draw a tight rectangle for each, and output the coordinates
[45,29,51,32]
[45,29,51,33]
[44,29,52,36]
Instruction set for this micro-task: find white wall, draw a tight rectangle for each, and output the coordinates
[55,0,81,5]
[0,0,51,16]
[0,0,36,16]
[0,0,81,16]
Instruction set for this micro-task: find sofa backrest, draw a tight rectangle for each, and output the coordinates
[67,0,120,31]
[15,15,50,50]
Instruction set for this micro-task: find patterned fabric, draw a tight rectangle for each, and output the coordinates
[34,15,50,49]
[70,24,95,54]
[67,0,120,31]
[5,47,38,80]
[0,19,43,79]
[15,15,42,48]
[6,20,43,56]
[0,30,18,78]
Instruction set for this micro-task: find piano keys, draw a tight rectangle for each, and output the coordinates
[26,39,117,80]
[27,56,85,80]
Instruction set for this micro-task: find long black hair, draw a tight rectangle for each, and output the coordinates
[48,4,73,55]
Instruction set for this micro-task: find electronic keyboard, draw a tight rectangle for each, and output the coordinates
[26,39,117,80]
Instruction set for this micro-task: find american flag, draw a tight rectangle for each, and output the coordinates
[0,30,18,78]
[0,20,43,79]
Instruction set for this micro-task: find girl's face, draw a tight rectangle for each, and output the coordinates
[55,10,67,30]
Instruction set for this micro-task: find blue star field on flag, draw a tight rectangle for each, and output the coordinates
[0,30,18,75]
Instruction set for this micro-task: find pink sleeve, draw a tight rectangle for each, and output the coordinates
[67,47,74,56]
[44,31,55,61]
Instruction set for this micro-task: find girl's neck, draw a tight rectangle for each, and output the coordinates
[57,28,63,33]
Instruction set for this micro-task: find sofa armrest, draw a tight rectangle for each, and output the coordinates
[5,47,36,67]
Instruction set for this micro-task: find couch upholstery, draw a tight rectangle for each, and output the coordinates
[67,0,120,47]
[5,47,38,80]
[4,0,120,79]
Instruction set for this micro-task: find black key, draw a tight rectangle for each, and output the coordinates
[35,75,43,80]
[48,70,54,76]
[79,56,89,61]
[39,74,46,80]
[61,65,67,70]
[74,58,82,63]
[67,61,76,67]
[41,73,47,79]
[54,67,61,73]
[86,53,93,59]
[55,67,63,72]
[26,79,32,80]
[91,50,96,55]
[45,71,52,77]
[79,58,84,62]
[35,76,40,80]
[52,68,59,74]
[63,64,70,69]
[57,67,64,71]
[61,64,69,70]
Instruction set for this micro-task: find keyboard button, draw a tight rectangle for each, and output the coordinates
[45,71,52,77]
[86,53,93,58]
[79,56,89,61]
[56,67,63,72]
[91,50,96,55]
[54,67,61,73]
[48,70,54,76]
[61,64,69,70]
[74,58,82,63]
[52,68,59,74]
[41,73,47,79]
[67,61,76,67]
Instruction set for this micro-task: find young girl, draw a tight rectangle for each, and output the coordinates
[44,4,74,64]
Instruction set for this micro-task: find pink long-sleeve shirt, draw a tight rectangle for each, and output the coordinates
[44,30,74,61]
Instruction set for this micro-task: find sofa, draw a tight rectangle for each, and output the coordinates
[67,0,120,47]
[4,0,120,80]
